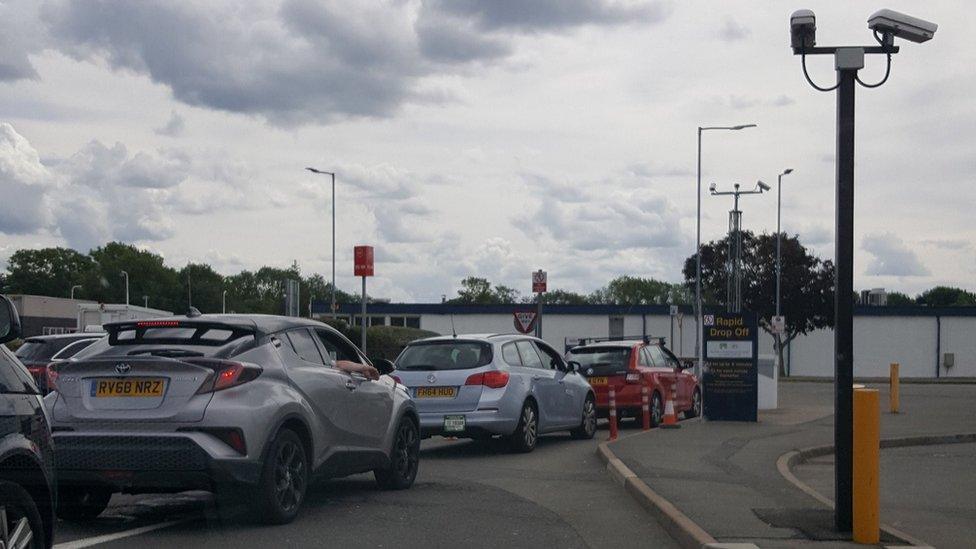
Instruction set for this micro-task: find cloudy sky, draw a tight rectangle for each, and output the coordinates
[1,0,973,301]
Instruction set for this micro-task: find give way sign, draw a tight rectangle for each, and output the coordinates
[513,311,538,334]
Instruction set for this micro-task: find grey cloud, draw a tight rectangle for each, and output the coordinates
[862,233,930,277]
[0,123,54,233]
[625,162,692,178]
[155,111,185,137]
[416,13,512,63]
[918,238,972,251]
[718,17,750,42]
[0,1,45,81]
[427,0,673,32]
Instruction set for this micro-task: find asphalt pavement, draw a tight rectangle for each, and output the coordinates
[53,429,679,549]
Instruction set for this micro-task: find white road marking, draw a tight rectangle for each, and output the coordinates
[53,519,191,549]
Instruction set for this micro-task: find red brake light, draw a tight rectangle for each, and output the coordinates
[189,359,262,394]
[46,363,60,392]
[465,370,509,389]
[136,320,181,327]
[391,375,402,385]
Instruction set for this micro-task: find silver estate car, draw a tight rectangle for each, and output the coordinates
[394,334,596,452]
[44,314,419,524]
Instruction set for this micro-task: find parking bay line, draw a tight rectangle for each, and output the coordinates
[53,518,192,549]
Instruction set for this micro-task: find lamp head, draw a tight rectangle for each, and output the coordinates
[783,168,794,175]
[708,183,717,193]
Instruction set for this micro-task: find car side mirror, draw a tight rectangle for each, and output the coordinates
[374,359,396,376]
[0,295,22,344]
[566,360,582,373]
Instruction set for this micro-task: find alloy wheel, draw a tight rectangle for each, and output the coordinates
[274,440,306,513]
[393,421,419,481]
[693,390,702,418]
[583,399,597,436]
[523,405,537,447]
[652,394,663,426]
[0,505,33,549]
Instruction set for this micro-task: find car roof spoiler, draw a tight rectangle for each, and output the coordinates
[104,319,258,346]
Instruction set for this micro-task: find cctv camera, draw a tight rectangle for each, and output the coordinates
[868,9,937,43]
[709,183,717,193]
[757,181,771,192]
[790,9,816,53]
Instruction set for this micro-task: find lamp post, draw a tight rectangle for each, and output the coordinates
[709,180,770,312]
[143,295,149,308]
[776,168,793,318]
[306,167,337,319]
[120,271,129,306]
[70,285,82,300]
[222,290,227,314]
[790,7,936,531]
[696,124,756,378]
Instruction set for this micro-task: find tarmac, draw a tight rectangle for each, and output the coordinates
[600,381,976,548]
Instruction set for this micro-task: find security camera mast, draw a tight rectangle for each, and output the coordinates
[790,7,938,535]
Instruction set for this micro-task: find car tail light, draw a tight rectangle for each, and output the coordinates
[189,359,263,394]
[465,370,510,389]
[391,375,402,385]
[625,372,642,384]
[46,362,60,392]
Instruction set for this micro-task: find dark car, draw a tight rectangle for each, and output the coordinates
[16,333,103,394]
[1,295,56,548]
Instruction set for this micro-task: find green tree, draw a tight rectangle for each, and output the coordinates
[683,231,834,376]
[179,263,225,313]
[589,276,689,305]
[915,286,976,307]
[538,289,590,305]
[2,247,96,298]
[885,291,914,306]
[87,242,182,312]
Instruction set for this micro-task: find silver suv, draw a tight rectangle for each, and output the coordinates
[45,314,419,524]
[394,334,596,452]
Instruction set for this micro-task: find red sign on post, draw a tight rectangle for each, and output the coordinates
[532,270,547,293]
[354,246,374,277]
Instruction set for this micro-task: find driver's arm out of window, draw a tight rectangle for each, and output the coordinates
[336,359,380,380]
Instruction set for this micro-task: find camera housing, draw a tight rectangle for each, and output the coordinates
[790,9,816,52]
[868,9,937,43]
[757,181,771,192]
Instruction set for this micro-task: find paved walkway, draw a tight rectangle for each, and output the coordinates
[607,382,976,547]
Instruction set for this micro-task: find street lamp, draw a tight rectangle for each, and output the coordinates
[120,271,129,306]
[143,295,149,308]
[306,167,337,319]
[70,285,82,300]
[790,7,937,532]
[709,181,769,312]
[776,168,794,319]
[696,124,756,378]
[222,290,227,314]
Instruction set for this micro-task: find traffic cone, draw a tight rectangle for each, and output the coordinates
[660,384,681,429]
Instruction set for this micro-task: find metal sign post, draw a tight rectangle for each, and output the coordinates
[354,246,374,352]
[532,270,547,338]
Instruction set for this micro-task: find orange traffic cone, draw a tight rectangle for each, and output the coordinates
[660,384,681,429]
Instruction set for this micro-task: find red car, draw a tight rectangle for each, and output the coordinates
[566,339,700,427]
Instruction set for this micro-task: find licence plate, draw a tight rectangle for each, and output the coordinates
[588,376,608,386]
[415,386,457,399]
[91,378,166,398]
[444,415,466,433]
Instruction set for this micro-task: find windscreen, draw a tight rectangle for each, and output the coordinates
[567,346,632,376]
[396,340,492,371]
[15,340,54,362]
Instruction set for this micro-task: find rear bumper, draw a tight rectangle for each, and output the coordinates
[54,433,262,492]
[418,409,519,438]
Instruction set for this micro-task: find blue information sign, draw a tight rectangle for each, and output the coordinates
[702,311,758,422]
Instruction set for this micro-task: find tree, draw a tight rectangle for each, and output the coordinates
[915,286,976,307]
[539,289,590,305]
[87,242,182,312]
[683,231,834,375]
[178,263,225,313]
[589,276,689,305]
[885,291,914,306]
[2,247,96,298]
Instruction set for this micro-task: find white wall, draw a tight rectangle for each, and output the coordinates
[416,311,976,378]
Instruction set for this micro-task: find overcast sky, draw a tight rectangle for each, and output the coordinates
[1,1,973,302]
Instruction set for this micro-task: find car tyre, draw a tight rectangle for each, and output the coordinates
[0,480,45,549]
[57,485,112,521]
[570,395,597,440]
[254,429,308,525]
[507,400,538,453]
[686,388,702,419]
[651,392,664,428]
[375,417,420,490]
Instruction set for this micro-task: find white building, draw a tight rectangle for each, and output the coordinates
[317,302,976,379]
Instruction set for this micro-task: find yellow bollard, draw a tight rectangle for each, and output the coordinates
[889,363,900,414]
[853,388,880,544]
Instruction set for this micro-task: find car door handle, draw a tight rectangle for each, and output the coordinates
[532,375,545,380]
[344,379,357,390]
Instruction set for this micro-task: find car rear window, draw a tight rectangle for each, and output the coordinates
[567,346,632,376]
[396,340,492,371]
[15,340,53,361]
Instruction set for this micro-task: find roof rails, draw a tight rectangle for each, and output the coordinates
[571,334,666,346]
